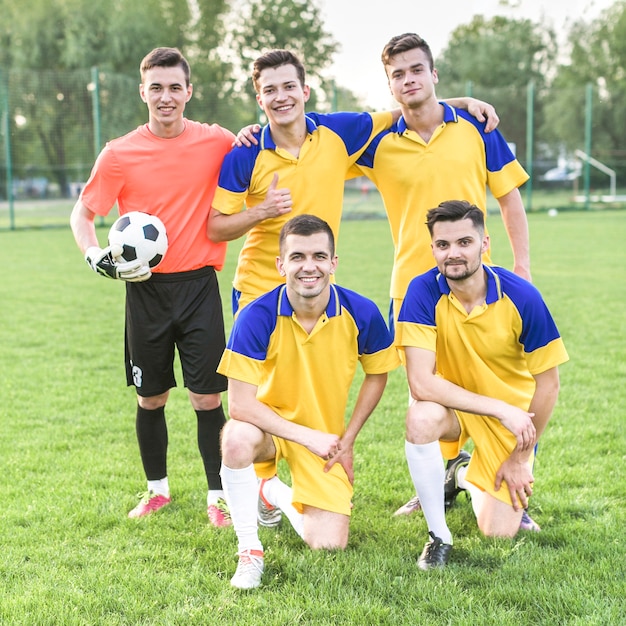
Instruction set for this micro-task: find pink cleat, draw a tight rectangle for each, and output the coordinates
[128,491,171,519]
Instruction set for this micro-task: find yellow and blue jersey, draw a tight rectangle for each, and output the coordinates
[397,265,569,410]
[212,111,392,303]
[218,284,400,436]
[354,103,529,300]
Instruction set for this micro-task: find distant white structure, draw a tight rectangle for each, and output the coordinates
[573,150,626,203]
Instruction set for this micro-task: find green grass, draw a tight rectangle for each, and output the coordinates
[0,211,625,625]
[3,185,626,230]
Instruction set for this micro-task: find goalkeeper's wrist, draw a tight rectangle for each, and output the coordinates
[85,246,102,265]
[85,245,118,279]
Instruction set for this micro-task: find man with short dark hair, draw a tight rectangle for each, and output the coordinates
[218,214,400,588]
[396,200,568,569]
[70,47,235,526]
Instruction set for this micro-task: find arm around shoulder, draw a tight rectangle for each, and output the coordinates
[442,97,500,133]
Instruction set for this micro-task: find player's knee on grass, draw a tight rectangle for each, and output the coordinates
[474,492,523,538]
[302,507,349,550]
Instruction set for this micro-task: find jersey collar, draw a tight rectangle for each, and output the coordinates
[260,115,318,150]
[276,283,341,318]
[396,101,458,134]
[436,264,503,305]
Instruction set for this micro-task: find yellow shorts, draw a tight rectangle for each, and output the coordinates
[392,298,405,365]
[255,436,353,516]
[439,410,535,507]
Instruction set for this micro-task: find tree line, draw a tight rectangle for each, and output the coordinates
[1,0,625,195]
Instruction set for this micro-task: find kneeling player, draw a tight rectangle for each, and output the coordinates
[218,215,400,588]
[396,200,568,569]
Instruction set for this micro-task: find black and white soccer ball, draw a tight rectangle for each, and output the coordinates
[108,211,168,269]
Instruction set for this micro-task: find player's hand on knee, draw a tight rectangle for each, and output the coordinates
[495,459,534,511]
[85,245,151,282]
[308,431,341,462]
[326,449,354,485]
[498,405,536,452]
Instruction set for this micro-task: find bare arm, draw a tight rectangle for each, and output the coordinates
[227,378,341,459]
[324,372,388,482]
[442,97,500,133]
[495,367,561,509]
[70,200,100,254]
[234,100,495,149]
[405,346,536,451]
[496,187,531,282]
[207,173,292,243]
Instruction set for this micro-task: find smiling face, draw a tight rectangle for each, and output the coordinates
[385,47,438,109]
[255,63,310,129]
[277,231,337,302]
[431,218,489,282]
[139,65,192,137]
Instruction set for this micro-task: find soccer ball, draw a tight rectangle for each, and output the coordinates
[108,211,168,269]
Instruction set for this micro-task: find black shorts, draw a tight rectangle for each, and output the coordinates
[124,266,227,397]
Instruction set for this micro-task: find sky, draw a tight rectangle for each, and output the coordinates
[319,0,616,109]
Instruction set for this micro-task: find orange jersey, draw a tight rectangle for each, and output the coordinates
[80,120,235,273]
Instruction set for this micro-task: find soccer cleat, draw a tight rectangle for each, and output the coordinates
[443,450,471,511]
[418,531,453,570]
[230,549,264,589]
[393,494,422,516]
[128,491,171,519]
[258,479,282,528]
[519,509,541,532]
[207,497,232,528]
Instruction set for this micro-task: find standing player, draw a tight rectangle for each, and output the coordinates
[356,32,531,305]
[396,200,568,568]
[209,48,499,313]
[218,215,400,588]
[352,33,533,524]
[70,47,234,526]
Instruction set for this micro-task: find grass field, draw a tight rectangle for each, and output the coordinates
[0,209,625,625]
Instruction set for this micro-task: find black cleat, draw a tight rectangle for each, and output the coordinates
[418,531,452,570]
[443,450,471,510]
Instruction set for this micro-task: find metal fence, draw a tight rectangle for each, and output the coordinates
[1,68,625,230]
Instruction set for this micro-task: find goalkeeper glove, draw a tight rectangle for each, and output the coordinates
[85,245,152,282]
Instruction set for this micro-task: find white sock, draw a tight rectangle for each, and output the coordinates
[220,464,263,553]
[405,441,452,544]
[457,465,470,491]
[147,477,169,497]
[262,475,304,538]
[207,489,225,506]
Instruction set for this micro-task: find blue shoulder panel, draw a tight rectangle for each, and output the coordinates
[398,268,443,326]
[334,285,394,355]
[493,267,562,353]
[225,286,281,359]
[216,139,262,193]
[455,109,517,173]
[307,111,376,157]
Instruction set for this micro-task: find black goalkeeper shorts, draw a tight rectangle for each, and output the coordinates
[124,266,227,397]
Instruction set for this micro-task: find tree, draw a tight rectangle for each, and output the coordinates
[435,15,557,162]
[0,0,232,194]
[542,1,626,181]
[226,0,339,119]
[0,0,347,197]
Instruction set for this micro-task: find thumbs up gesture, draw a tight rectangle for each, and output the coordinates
[256,173,293,219]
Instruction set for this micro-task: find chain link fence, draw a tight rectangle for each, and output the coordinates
[1,68,625,229]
